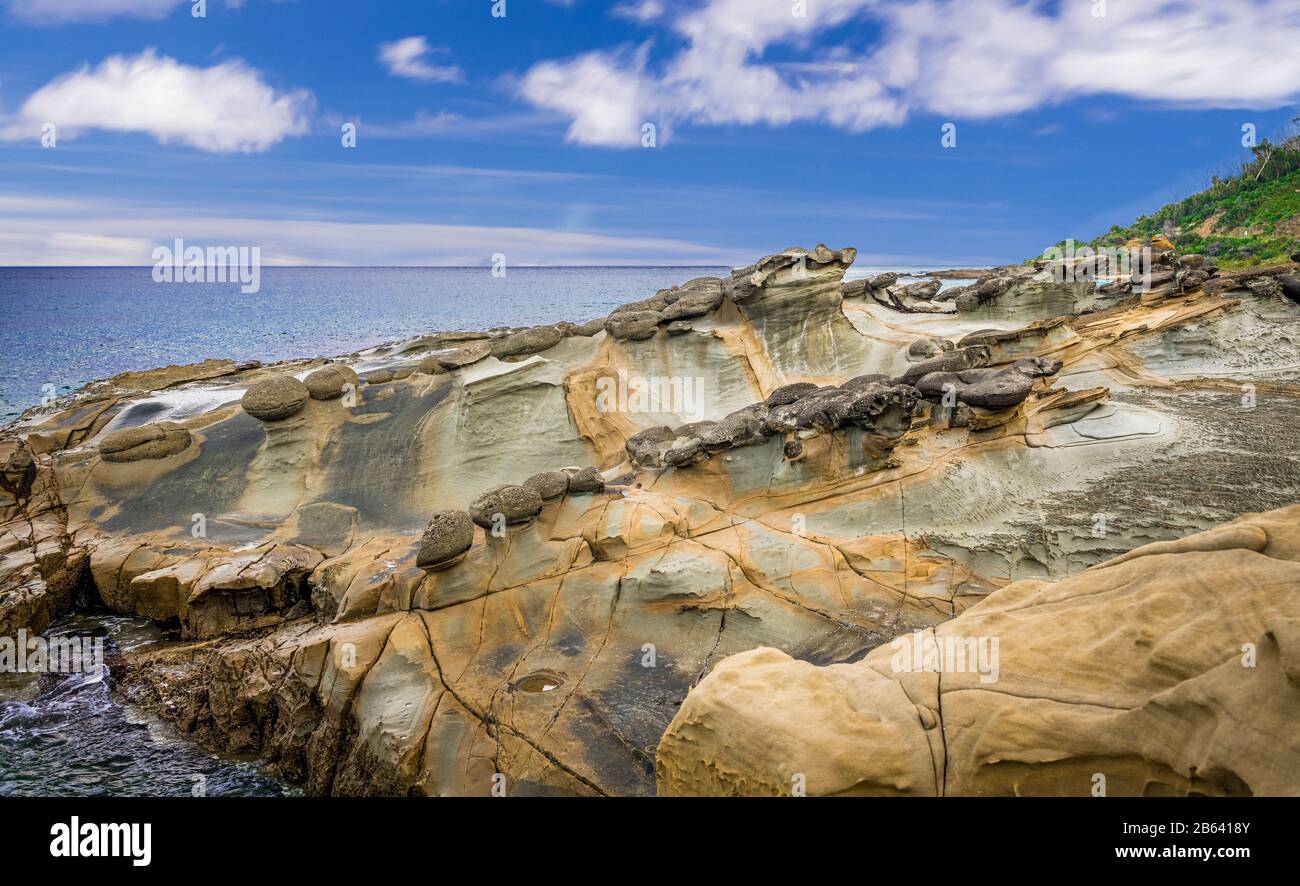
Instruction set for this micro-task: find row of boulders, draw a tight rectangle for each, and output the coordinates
[624,340,1064,470]
[415,466,608,569]
[603,276,726,341]
[239,363,380,422]
[841,270,1030,314]
[598,245,858,342]
[624,376,921,469]
[724,245,857,306]
[1211,265,1300,304]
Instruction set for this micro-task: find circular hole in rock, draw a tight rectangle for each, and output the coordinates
[513,671,564,694]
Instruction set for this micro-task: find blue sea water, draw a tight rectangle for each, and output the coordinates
[0,264,949,420]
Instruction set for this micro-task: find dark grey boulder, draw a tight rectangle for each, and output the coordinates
[793,390,854,432]
[764,402,802,434]
[614,294,672,315]
[844,384,921,439]
[915,367,1036,410]
[677,420,716,438]
[491,324,565,358]
[1277,274,1300,303]
[869,272,900,290]
[523,470,569,501]
[660,281,723,321]
[416,510,475,568]
[976,277,1012,299]
[723,273,761,305]
[1011,357,1063,378]
[783,439,804,460]
[360,368,396,385]
[664,321,694,336]
[907,337,954,361]
[662,436,705,467]
[841,373,893,391]
[605,310,663,341]
[765,382,819,407]
[1245,277,1284,300]
[566,466,606,494]
[840,279,869,299]
[468,484,544,528]
[894,280,943,301]
[700,404,770,450]
[626,426,676,464]
[242,375,310,421]
[898,345,991,386]
[572,317,608,337]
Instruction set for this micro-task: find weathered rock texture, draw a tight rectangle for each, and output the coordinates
[2,244,1298,796]
[657,507,1300,797]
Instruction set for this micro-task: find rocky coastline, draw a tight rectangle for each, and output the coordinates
[2,241,1299,796]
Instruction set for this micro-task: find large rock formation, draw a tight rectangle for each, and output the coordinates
[657,506,1300,797]
[2,243,1298,796]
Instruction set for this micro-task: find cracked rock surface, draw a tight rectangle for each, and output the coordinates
[2,246,1298,795]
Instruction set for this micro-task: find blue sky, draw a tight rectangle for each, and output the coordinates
[1,0,1299,266]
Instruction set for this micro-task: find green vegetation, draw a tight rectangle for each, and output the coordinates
[1040,120,1300,269]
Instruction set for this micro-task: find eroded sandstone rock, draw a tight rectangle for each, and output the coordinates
[657,506,1300,797]
[99,422,192,462]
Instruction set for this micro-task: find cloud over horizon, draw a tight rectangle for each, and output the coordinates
[519,0,1300,147]
[0,194,743,266]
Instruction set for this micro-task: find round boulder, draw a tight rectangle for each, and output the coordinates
[416,510,475,569]
[491,324,566,358]
[304,364,361,400]
[468,484,544,528]
[242,375,310,421]
[572,317,608,337]
[566,466,606,494]
[523,470,569,501]
[605,310,663,341]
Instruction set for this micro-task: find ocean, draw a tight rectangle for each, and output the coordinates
[0,264,943,420]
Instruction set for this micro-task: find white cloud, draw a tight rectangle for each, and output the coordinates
[378,36,464,84]
[0,50,313,153]
[520,0,1300,147]
[6,0,184,23]
[612,0,665,23]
